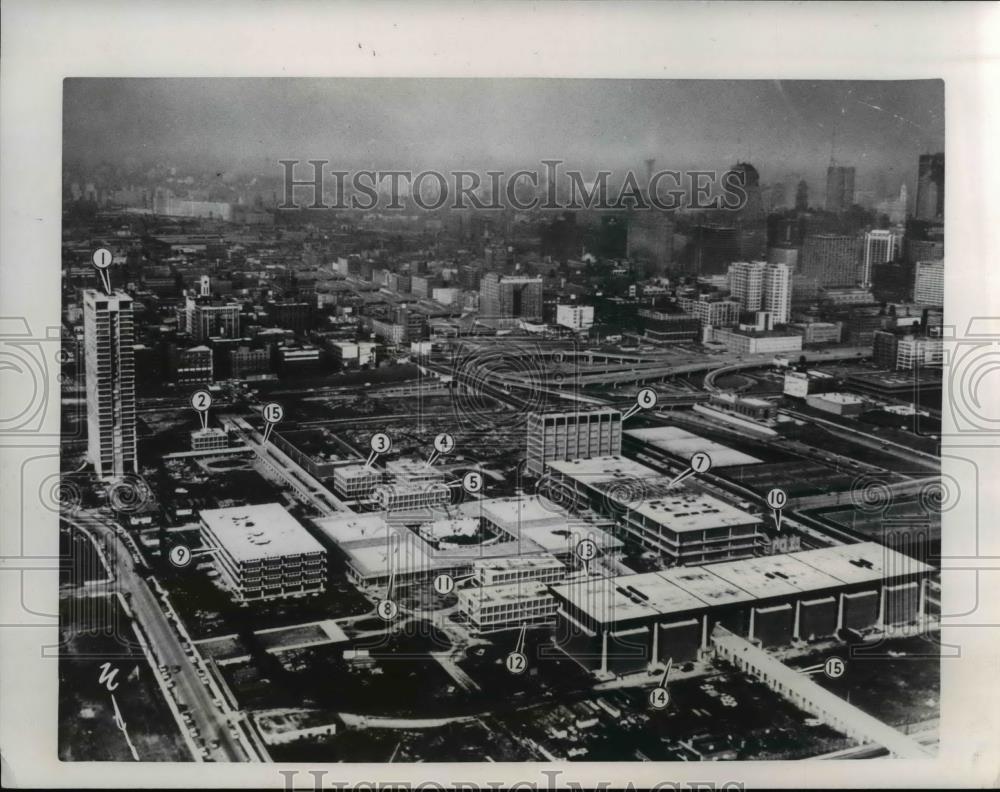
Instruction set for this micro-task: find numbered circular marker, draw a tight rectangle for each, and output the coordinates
[433,574,455,596]
[370,432,392,454]
[376,599,398,621]
[766,488,788,510]
[636,387,658,410]
[190,389,212,413]
[576,538,598,562]
[462,471,484,495]
[92,248,113,270]
[168,544,192,568]
[505,651,528,675]
[648,686,670,710]
[690,451,713,474]
[433,433,455,455]
[262,402,284,424]
[824,656,846,679]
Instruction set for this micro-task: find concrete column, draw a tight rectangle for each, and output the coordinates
[793,599,801,641]
[650,622,659,669]
[918,578,928,623]
[836,592,845,631]
[701,615,709,650]
[877,584,887,630]
[748,607,756,641]
[600,630,608,674]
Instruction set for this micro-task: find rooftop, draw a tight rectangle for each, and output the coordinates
[706,553,844,599]
[550,541,932,625]
[473,555,565,572]
[199,503,325,562]
[479,495,569,530]
[625,426,761,468]
[547,457,761,533]
[458,579,552,606]
[808,392,867,405]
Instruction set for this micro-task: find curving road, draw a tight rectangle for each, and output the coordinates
[65,510,251,762]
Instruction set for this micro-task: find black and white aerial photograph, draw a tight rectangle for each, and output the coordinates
[4,3,999,789]
[53,75,947,764]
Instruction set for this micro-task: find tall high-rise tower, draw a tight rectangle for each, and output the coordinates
[915,153,944,221]
[862,229,902,287]
[84,289,138,480]
[825,165,856,213]
[762,262,793,325]
[795,179,809,212]
[728,261,793,325]
[728,261,765,312]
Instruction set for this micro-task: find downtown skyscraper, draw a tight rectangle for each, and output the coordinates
[862,229,902,287]
[84,289,138,480]
[727,261,793,325]
[825,165,856,213]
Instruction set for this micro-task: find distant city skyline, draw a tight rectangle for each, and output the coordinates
[65,78,943,198]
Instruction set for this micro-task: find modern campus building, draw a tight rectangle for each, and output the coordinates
[199,503,327,602]
[373,481,452,512]
[549,541,933,676]
[190,427,229,451]
[476,495,623,564]
[84,289,138,480]
[313,496,606,590]
[458,579,560,635]
[332,463,381,499]
[313,512,496,589]
[472,555,566,586]
[384,457,447,486]
[526,409,623,476]
[545,456,763,564]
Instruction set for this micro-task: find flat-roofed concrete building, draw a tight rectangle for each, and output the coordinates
[625,426,762,468]
[373,481,451,512]
[190,427,228,451]
[458,579,560,635]
[384,457,447,486]
[314,502,593,590]
[477,495,624,564]
[312,513,473,589]
[546,456,763,564]
[549,541,933,676]
[332,463,381,499]
[526,408,623,476]
[473,555,566,587]
[199,503,327,601]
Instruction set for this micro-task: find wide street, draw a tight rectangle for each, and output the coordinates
[65,510,251,762]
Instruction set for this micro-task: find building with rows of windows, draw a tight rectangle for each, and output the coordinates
[199,503,326,601]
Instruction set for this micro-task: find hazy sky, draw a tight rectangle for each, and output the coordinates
[64,78,943,187]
